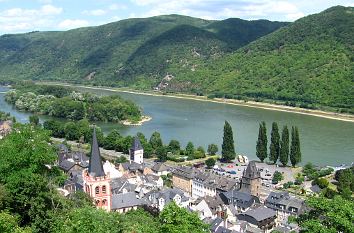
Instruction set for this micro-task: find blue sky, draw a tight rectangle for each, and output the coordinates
[0,0,353,35]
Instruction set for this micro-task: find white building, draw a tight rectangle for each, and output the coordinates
[129,137,144,164]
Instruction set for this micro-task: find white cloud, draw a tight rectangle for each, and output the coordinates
[0,4,62,33]
[286,12,305,21]
[109,4,127,10]
[58,19,89,30]
[82,9,106,16]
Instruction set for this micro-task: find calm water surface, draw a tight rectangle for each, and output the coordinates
[1,86,353,166]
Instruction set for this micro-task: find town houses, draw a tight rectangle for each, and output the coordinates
[57,127,306,233]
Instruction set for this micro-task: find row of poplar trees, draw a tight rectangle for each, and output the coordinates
[256,121,301,167]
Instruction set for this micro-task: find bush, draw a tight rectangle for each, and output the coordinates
[272,171,283,184]
[314,178,329,189]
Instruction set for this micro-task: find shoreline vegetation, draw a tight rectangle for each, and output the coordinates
[121,115,152,126]
[39,82,354,123]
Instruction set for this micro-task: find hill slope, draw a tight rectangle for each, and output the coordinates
[164,6,354,111]
[0,14,286,88]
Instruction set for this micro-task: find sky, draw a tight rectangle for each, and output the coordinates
[0,0,353,35]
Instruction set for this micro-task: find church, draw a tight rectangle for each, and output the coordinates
[82,127,145,212]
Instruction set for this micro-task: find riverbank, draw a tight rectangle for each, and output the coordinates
[40,82,354,123]
[121,115,152,126]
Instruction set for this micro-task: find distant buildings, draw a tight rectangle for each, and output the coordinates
[0,120,12,139]
[240,161,261,197]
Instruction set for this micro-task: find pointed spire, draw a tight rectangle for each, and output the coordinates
[88,127,105,177]
[243,161,260,179]
[131,137,143,151]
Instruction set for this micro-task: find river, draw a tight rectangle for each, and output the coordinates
[1,86,353,166]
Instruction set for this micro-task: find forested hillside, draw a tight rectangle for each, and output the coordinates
[0,6,353,111]
[165,6,354,111]
[0,14,286,87]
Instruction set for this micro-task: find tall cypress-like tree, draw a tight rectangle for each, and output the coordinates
[279,125,289,166]
[269,122,280,164]
[290,126,301,167]
[256,121,267,162]
[221,121,236,162]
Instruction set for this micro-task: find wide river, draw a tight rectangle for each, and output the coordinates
[1,86,353,166]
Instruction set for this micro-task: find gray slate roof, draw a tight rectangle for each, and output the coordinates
[111,192,145,210]
[265,191,304,214]
[88,128,105,177]
[238,206,276,222]
[59,160,75,172]
[131,137,143,151]
[146,188,189,205]
[220,190,260,209]
[243,161,260,179]
[172,166,197,179]
[152,162,168,172]
[194,171,238,192]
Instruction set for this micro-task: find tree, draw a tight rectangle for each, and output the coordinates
[149,132,163,150]
[207,144,218,155]
[115,155,128,164]
[64,121,80,141]
[290,126,301,167]
[0,211,31,233]
[314,178,329,189]
[337,168,354,197]
[168,140,181,154]
[256,121,267,162]
[156,146,168,162]
[159,202,209,233]
[29,115,39,126]
[185,142,195,159]
[269,122,280,164]
[194,146,206,159]
[279,125,289,166]
[103,129,121,150]
[205,158,216,169]
[43,120,65,138]
[221,121,236,162]
[298,196,354,233]
[272,171,283,184]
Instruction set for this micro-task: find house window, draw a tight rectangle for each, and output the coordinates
[96,200,100,206]
[86,185,90,193]
[102,199,107,206]
[95,186,100,194]
[102,185,106,194]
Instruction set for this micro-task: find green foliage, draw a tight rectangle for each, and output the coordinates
[159,202,209,233]
[185,142,195,160]
[51,206,121,233]
[314,178,329,189]
[0,111,15,122]
[149,131,163,150]
[0,211,32,233]
[279,125,289,166]
[337,167,354,197]
[5,85,142,122]
[290,126,301,167]
[194,146,206,159]
[205,157,216,169]
[207,143,218,155]
[156,146,168,162]
[168,139,181,154]
[119,208,161,233]
[269,122,280,164]
[272,171,283,184]
[256,121,267,162]
[221,121,236,162]
[298,195,354,233]
[115,156,128,164]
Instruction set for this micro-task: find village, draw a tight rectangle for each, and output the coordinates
[55,127,309,233]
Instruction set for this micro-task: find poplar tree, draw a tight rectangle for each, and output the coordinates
[256,121,267,162]
[269,122,280,164]
[221,121,236,162]
[290,126,301,167]
[279,125,289,166]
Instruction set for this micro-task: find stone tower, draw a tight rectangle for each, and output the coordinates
[83,127,112,211]
[241,161,261,197]
[129,137,144,164]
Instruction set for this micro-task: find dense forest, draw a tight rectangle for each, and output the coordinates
[4,83,142,122]
[0,6,353,112]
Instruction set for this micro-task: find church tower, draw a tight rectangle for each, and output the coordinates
[241,161,261,197]
[83,127,112,211]
[129,137,144,164]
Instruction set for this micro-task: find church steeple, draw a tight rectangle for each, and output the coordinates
[88,127,105,177]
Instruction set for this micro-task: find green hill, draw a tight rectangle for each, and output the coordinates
[0,14,286,88]
[0,6,353,112]
[164,6,354,111]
